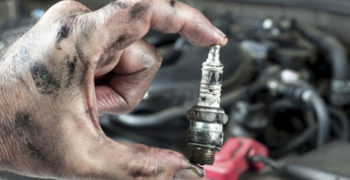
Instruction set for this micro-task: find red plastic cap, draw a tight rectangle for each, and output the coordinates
[204,138,269,180]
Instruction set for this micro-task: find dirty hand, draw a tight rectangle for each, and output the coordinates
[0,0,227,179]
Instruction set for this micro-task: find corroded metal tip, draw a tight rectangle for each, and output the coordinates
[198,45,223,108]
[190,146,216,165]
[207,45,221,62]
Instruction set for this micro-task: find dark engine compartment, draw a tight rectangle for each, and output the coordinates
[1,0,350,179]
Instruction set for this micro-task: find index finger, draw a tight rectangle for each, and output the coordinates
[77,0,227,52]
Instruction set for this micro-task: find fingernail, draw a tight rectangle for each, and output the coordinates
[213,26,228,45]
[173,165,205,180]
[189,164,205,177]
[214,26,226,38]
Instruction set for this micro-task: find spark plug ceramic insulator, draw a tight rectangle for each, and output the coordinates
[187,45,228,165]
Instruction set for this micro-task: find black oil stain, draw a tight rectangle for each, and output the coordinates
[208,71,222,84]
[26,141,46,162]
[115,34,128,47]
[14,112,32,129]
[56,14,78,44]
[66,57,77,88]
[75,44,90,85]
[75,44,85,62]
[110,34,128,51]
[4,112,64,174]
[129,166,164,178]
[2,112,42,159]
[56,25,70,43]
[31,63,61,95]
[170,0,176,7]
[130,3,150,20]
[129,168,150,177]
[100,56,114,69]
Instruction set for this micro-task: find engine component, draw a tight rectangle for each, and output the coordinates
[300,25,350,106]
[267,80,330,147]
[250,142,350,180]
[204,138,268,180]
[187,45,228,165]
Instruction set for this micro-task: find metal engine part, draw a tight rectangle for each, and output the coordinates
[187,45,228,165]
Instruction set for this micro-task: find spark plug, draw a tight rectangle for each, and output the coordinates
[187,45,228,165]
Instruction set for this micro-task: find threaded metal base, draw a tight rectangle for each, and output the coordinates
[190,146,216,165]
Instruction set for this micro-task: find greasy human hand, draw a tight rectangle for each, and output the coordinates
[0,0,227,179]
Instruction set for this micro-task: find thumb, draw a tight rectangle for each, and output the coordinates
[82,139,204,180]
[173,165,205,180]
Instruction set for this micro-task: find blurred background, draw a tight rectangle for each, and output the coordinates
[1,0,350,179]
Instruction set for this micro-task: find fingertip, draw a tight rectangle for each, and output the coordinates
[193,24,228,47]
[214,27,228,46]
[172,165,205,180]
[218,35,229,46]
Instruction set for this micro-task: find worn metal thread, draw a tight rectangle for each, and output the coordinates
[190,146,216,165]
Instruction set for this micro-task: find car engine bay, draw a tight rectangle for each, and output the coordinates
[1,0,350,179]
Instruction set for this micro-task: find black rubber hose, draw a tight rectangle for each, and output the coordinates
[111,106,189,127]
[328,107,350,141]
[249,155,283,174]
[250,155,350,180]
[223,81,266,104]
[114,81,266,128]
[300,25,350,81]
[271,110,317,158]
[267,98,317,157]
[273,83,330,147]
[307,92,330,147]
[272,126,316,157]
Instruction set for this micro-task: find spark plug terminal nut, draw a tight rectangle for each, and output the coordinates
[187,45,228,165]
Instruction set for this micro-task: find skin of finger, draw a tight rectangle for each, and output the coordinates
[0,44,102,179]
[151,0,227,46]
[87,140,195,180]
[37,0,90,26]
[79,0,227,66]
[172,169,205,180]
[0,28,175,180]
[114,40,162,74]
[59,0,226,115]
[0,0,105,177]
[95,40,162,114]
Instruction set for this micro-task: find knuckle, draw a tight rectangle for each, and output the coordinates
[155,49,163,64]
[143,48,163,69]
[129,1,152,22]
[63,158,98,179]
[141,41,163,66]
[122,100,140,114]
[48,0,88,13]
[44,0,90,23]
[115,97,139,114]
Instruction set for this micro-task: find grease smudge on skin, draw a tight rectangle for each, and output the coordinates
[129,3,150,20]
[31,63,61,95]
